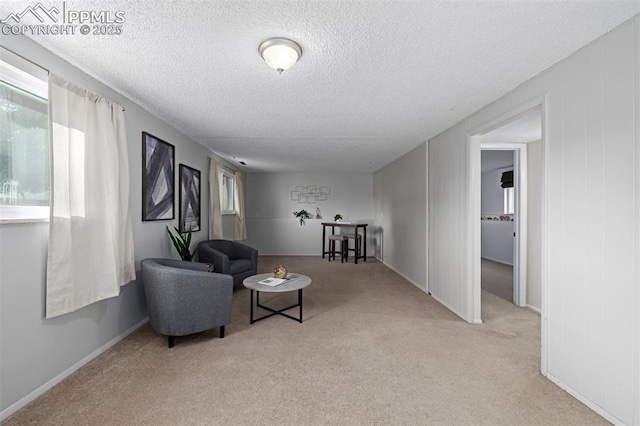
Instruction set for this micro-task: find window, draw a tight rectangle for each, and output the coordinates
[221,170,235,214]
[0,48,49,222]
[504,187,515,214]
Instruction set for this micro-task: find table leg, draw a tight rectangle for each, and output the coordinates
[298,289,303,323]
[354,227,359,264]
[364,226,367,261]
[322,224,326,258]
[250,290,254,324]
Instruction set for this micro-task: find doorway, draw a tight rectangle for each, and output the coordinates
[470,105,543,320]
[480,149,516,304]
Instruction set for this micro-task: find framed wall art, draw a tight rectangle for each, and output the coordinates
[179,164,201,232]
[142,132,175,221]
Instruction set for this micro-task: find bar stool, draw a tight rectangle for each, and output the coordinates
[328,234,347,263]
[346,233,362,261]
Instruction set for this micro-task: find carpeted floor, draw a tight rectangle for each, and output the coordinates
[3,256,607,425]
[481,258,513,304]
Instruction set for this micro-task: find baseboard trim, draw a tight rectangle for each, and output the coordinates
[546,373,625,426]
[526,304,541,314]
[429,292,475,323]
[380,259,427,293]
[480,256,513,266]
[0,318,149,422]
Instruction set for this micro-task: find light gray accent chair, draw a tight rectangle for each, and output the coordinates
[141,258,233,348]
[197,240,258,288]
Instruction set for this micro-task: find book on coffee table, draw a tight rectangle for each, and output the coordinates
[257,274,299,286]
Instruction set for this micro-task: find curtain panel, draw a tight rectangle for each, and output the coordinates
[209,158,224,239]
[46,73,135,319]
[233,170,247,240]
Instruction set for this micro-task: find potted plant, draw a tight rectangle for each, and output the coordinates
[334,213,343,222]
[293,209,312,226]
[166,226,198,261]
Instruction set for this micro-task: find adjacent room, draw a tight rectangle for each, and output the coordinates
[1,1,639,425]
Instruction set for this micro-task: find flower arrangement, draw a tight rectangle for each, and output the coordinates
[334,213,343,222]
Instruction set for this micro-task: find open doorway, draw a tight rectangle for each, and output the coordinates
[480,150,515,304]
[472,105,543,319]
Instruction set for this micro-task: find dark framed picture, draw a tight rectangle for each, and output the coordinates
[179,164,201,232]
[142,132,175,221]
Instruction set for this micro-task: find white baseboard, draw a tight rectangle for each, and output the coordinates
[0,318,148,422]
[429,292,475,323]
[380,259,427,293]
[526,304,541,314]
[546,373,625,426]
[480,256,513,266]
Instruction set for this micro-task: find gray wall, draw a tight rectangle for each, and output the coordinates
[480,167,514,265]
[428,18,639,424]
[372,143,427,291]
[244,172,373,255]
[0,35,233,417]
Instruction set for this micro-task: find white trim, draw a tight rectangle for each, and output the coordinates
[526,304,541,314]
[546,373,625,426]
[0,218,49,225]
[381,259,427,293]
[429,292,479,323]
[0,318,148,422]
[425,140,429,295]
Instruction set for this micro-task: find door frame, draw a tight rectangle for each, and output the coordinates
[467,95,548,376]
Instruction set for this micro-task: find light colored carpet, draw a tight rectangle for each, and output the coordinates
[3,256,607,425]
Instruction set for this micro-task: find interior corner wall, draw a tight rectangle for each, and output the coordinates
[0,35,227,418]
[372,143,427,290]
[244,172,373,255]
[428,17,639,425]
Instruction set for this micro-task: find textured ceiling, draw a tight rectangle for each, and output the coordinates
[481,150,514,173]
[2,1,639,172]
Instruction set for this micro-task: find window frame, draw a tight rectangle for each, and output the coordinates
[0,48,50,224]
[221,169,236,215]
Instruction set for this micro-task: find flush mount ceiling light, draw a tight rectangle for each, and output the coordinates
[258,38,302,74]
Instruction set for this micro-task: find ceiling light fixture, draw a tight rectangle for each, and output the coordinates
[258,38,302,74]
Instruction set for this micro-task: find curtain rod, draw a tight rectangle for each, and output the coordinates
[1,45,125,111]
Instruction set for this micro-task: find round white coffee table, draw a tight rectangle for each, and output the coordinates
[243,273,312,324]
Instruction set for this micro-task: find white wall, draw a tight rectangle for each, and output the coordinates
[372,143,427,290]
[244,172,373,255]
[0,35,235,418]
[428,18,639,425]
[480,166,514,265]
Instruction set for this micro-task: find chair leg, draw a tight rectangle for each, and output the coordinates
[340,241,345,263]
[220,325,225,338]
[168,336,175,348]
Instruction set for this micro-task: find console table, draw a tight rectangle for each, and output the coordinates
[321,222,368,263]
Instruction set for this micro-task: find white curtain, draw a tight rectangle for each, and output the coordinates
[209,158,224,239]
[46,73,135,319]
[233,170,247,240]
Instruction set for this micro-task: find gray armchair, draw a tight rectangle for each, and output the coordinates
[141,258,233,348]
[198,240,258,288]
